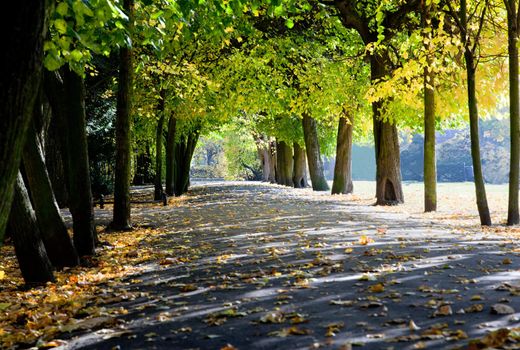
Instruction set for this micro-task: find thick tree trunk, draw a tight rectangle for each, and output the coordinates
[165,115,177,196]
[506,4,520,225]
[423,3,437,212]
[302,114,329,191]
[371,58,404,205]
[275,140,293,186]
[174,130,200,196]
[23,120,79,268]
[8,174,55,285]
[332,116,354,194]
[154,93,166,200]
[256,137,273,182]
[293,142,307,188]
[62,68,97,255]
[112,0,134,230]
[0,0,47,242]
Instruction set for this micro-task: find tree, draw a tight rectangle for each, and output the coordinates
[112,0,134,230]
[0,0,48,242]
[154,90,166,200]
[332,114,354,194]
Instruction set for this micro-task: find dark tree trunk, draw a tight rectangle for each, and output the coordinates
[0,0,47,242]
[62,68,97,255]
[506,0,520,225]
[371,58,404,205]
[45,114,68,208]
[332,115,354,194]
[302,114,329,191]
[174,130,200,196]
[23,119,79,268]
[423,2,437,212]
[165,115,177,196]
[154,92,166,200]
[112,0,134,230]
[460,0,492,225]
[293,142,307,188]
[269,141,277,183]
[44,68,96,252]
[8,174,55,285]
[275,140,293,186]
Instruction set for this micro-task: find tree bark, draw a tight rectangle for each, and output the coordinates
[332,116,354,194]
[45,114,69,208]
[154,92,166,200]
[23,119,79,268]
[457,0,491,225]
[371,58,404,205]
[62,68,97,255]
[165,115,177,196]
[275,140,293,186]
[302,114,329,191]
[8,174,55,285]
[256,136,273,182]
[112,0,134,230]
[293,142,307,188]
[506,0,520,225]
[269,141,277,183]
[0,0,47,242]
[423,2,437,212]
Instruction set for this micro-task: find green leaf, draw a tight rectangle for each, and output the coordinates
[54,19,68,34]
[285,18,294,29]
[56,2,69,16]
[70,49,83,62]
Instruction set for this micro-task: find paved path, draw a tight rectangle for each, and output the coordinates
[64,182,520,350]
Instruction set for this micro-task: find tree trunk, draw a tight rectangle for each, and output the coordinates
[256,137,272,182]
[506,2,520,225]
[174,130,200,196]
[23,119,79,268]
[154,93,166,200]
[332,115,354,194]
[457,0,491,225]
[0,0,47,242]
[293,142,307,188]
[112,0,134,230]
[165,115,177,196]
[423,2,437,212]
[44,116,69,208]
[8,174,55,285]
[275,140,293,186]
[269,141,277,183]
[371,57,404,205]
[302,114,329,191]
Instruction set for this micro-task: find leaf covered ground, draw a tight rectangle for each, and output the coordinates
[1,182,520,350]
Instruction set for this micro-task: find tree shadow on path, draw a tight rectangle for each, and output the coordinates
[64,182,520,350]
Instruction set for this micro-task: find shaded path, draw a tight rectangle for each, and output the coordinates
[64,182,520,349]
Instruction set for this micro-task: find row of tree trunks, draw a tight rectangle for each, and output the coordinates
[332,115,354,195]
[22,120,79,268]
[292,142,308,188]
[112,0,134,231]
[154,91,166,200]
[174,129,200,196]
[276,140,293,186]
[165,115,177,196]
[302,114,329,191]
[0,0,47,241]
[256,137,276,183]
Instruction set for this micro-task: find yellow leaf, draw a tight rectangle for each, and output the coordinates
[359,235,374,245]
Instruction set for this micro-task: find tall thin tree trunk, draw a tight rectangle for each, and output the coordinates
[332,115,354,194]
[293,142,307,188]
[154,92,165,200]
[174,130,200,196]
[371,58,404,205]
[423,1,437,212]
[23,120,79,268]
[0,0,47,242]
[8,174,55,285]
[506,0,520,225]
[45,116,69,208]
[302,114,329,191]
[112,0,134,230]
[269,141,277,183]
[165,115,177,196]
[458,0,491,225]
